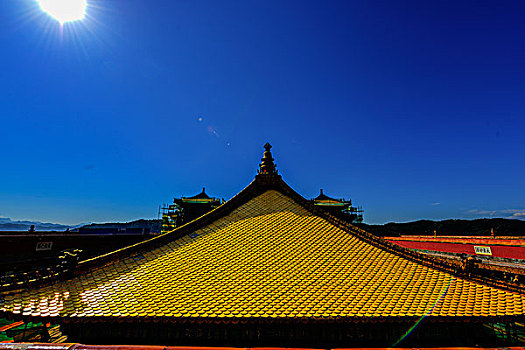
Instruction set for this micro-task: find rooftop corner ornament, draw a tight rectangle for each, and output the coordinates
[258,142,278,175]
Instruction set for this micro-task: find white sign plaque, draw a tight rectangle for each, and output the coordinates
[473,245,492,256]
[36,241,53,251]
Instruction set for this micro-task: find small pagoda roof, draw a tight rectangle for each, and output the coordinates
[186,187,211,200]
[175,187,220,204]
[313,189,338,201]
[313,189,350,207]
[1,144,524,325]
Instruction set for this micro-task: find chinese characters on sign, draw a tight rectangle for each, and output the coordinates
[474,245,492,256]
[36,241,53,251]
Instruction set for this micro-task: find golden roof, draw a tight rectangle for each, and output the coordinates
[0,144,524,323]
[1,189,524,321]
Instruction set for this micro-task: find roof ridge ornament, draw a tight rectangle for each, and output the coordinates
[258,142,278,175]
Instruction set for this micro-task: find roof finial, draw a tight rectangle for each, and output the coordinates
[258,142,277,175]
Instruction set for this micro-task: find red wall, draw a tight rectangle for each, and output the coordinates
[386,237,525,260]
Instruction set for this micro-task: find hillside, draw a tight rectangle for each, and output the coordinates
[357,218,525,237]
[80,219,161,233]
[0,217,72,231]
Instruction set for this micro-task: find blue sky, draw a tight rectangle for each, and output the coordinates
[1,0,524,225]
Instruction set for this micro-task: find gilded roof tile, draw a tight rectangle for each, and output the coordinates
[1,190,524,321]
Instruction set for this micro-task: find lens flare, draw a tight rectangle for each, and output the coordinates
[392,277,454,346]
[37,0,87,24]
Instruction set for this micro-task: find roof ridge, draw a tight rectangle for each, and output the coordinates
[75,178,268,273]
[270,178,525,295]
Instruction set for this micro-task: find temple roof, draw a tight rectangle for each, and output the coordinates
[174,187,220,204]
[313,189,338,202]
[0,144,524,324]
[186,187,211,200]
[313,189,349,206]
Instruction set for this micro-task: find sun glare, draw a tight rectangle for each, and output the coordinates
[37,0,87,24]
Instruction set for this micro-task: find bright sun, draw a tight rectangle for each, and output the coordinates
[37,0,87,24]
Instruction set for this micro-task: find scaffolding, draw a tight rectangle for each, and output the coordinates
[160,202,182,233]
[311,189,364,224]
[160,188,222,234]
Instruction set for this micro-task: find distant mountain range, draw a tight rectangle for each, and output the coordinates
[0,217,158,233]
[81,219,160,232]
[2,216,524,237]
[0,217,84,231]
[357,218,525,237]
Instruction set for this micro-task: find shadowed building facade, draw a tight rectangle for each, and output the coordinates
[0,144,524,347]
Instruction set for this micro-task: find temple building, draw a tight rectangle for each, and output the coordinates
[312,189,363,223]
[161,188,222,233]
[0,143,524,347]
